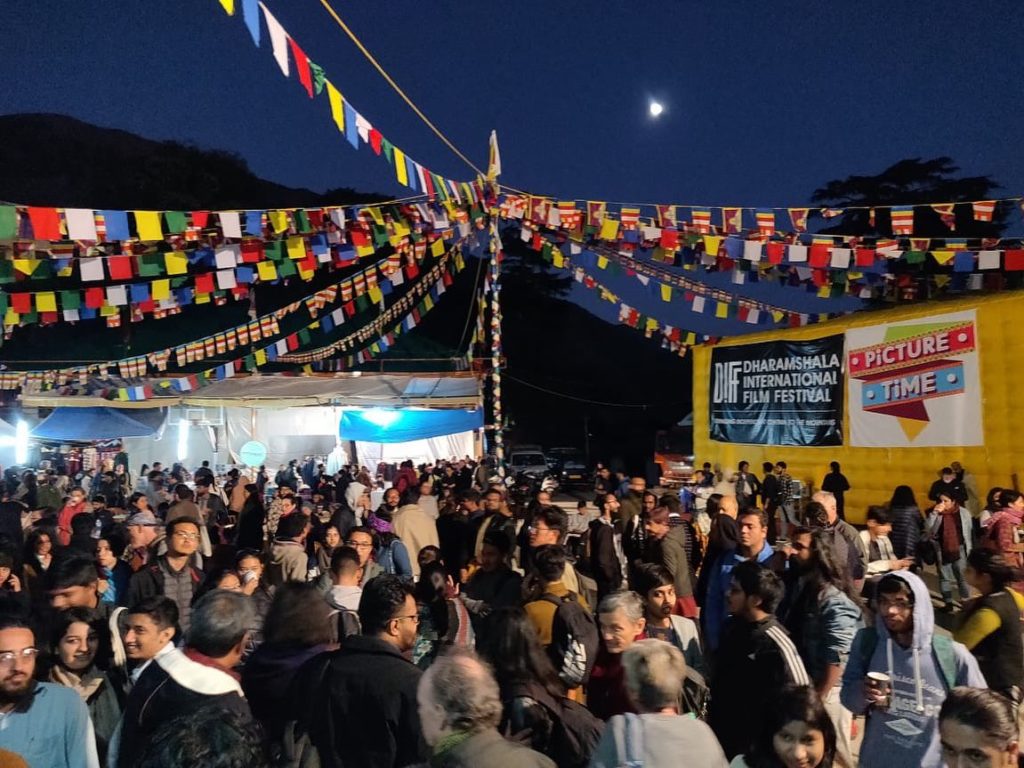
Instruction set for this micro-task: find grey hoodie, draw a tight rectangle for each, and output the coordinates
[840,571,985,768]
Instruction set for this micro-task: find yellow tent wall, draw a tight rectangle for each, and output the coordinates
[692,292,1024,524]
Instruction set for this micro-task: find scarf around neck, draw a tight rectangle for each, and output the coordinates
[49,664,105,702]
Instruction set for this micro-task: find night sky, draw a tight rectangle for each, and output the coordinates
[4,0,1023,208]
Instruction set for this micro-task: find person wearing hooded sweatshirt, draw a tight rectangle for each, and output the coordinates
[840,571,985,768]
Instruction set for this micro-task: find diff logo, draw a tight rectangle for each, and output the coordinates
[847,320,975,440]
[712,361,742,404]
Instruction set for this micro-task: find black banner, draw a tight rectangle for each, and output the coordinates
[709,335,844,446]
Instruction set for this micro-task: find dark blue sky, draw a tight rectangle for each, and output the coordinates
[4,0,1023,207]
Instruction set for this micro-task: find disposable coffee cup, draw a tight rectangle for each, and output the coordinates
[866,671,891,709]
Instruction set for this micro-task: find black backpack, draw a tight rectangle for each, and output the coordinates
[541,592,599,687]
[508,683,603,768]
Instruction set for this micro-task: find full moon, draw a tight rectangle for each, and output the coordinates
[648,101,664,117]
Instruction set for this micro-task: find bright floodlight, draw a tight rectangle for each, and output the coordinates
[362,408,401,427]
[649,101,664,118]
[14,421,28,465]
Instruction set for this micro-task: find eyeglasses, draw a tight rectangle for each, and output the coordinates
[877,597,913,611]
[173,531,200,541]
[346,541,372,550]
[0,648,38,667]
[528,525,551,534]
[392,614,420,625]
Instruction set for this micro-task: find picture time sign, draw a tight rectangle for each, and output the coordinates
[709,335,845,446]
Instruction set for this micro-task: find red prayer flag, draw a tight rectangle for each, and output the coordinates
[766,242,785,264]
[241,240,263,263]
[10,293,31,314]
[108,256,134,280]
[1004,249,1024,271]
[369,129,383,155]
[27,207,62,240]
[85,287,104,309]
[288,38,313,98]
[192,211,210,229]
[405,263,420,280]
[855,248,876,267]
[809,244,831,267]
[195,273,215,294]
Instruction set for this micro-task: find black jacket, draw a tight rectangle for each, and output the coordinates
[586,519,622,600]
[293,635,427,768]
[709,615,810,759]
[124,557,203,607]
[116,648,251,768]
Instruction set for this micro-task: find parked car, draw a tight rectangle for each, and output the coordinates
[547,447,588,487]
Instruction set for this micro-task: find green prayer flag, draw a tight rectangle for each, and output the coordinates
[60,290,81,310]
[277,258,297,277]
[0,292,7,315]
[0,207,17,239]
[298,328,311,345]
[21,311,37,324]
[308,60,326,95]
[904,250,927,264]
[265,240,285,261]
[294,210,311,233]
[373,227,389,248]
[243,354,256,370]
[381,139,394,163]
[0,261,14,285]
[540,243,553,262]
[164,211,187,234]
[137,254,164,277]
[355,293,370,313]
[30,261,52,281]
[171,277,188,288]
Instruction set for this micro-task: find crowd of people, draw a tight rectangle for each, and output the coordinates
[0,453,1020,767]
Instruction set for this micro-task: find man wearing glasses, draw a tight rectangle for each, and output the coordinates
[346,526,383,587]
[125,517,204,634]
[0,613,99,767]
[289,574,427,767]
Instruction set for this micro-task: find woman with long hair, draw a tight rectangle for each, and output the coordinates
[240,582,335,747]
[782,528,862,767]
[888,485,923,562]
[22,527,56,605]
[235,483,266,551]
[47,607,123,763]
[410,560,472,668]
[315,523,342,576]
[733,685,837,768]
[954,549,1024,703]
[476,607,573,757]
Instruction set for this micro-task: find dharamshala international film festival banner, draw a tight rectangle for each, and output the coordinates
[846,309,981,447]
[709,335,845,446]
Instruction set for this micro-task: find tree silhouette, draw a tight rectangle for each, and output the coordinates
[811,157,1007,238]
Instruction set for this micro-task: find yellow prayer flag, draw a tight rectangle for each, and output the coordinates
[356,244,375,258]
[326,81,345,133]
[552,252,565,269]
[366,207,384,226]
[368,286,383,304]
[152,279,170,301]
[703,235,722,257]
[195,293,211,305]
[218,0,235,14]
[596,256,609,270]
[269,211,289,234]
[424,295,434,310]
[715,301,729,319]
[135,211,164,241]
[287,236,306,260]
[100,305,117,316]
[254,349,268,365]
[660,284,673,302]
[298,265,315,281]
[394,147,408,186]
[13,259,38,276]
[164,252,188,275]
[36,292,57,313]
[817,285,832,298]
[599,218,620,241]
[3,310,18,326]
[257,261,278,281]
[932,249,955,265]
[430,239,445,257]
[392,222,411,238]
[645,318,659,333]
[684,332,696,345]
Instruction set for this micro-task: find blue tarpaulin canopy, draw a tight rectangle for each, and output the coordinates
[31,407,166,441]
[339,408,482,443]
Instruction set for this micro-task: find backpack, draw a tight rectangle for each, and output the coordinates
[857,625,958,690]
[508,682,603,768]
[542,592,599,687]
[613,712,645,768]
